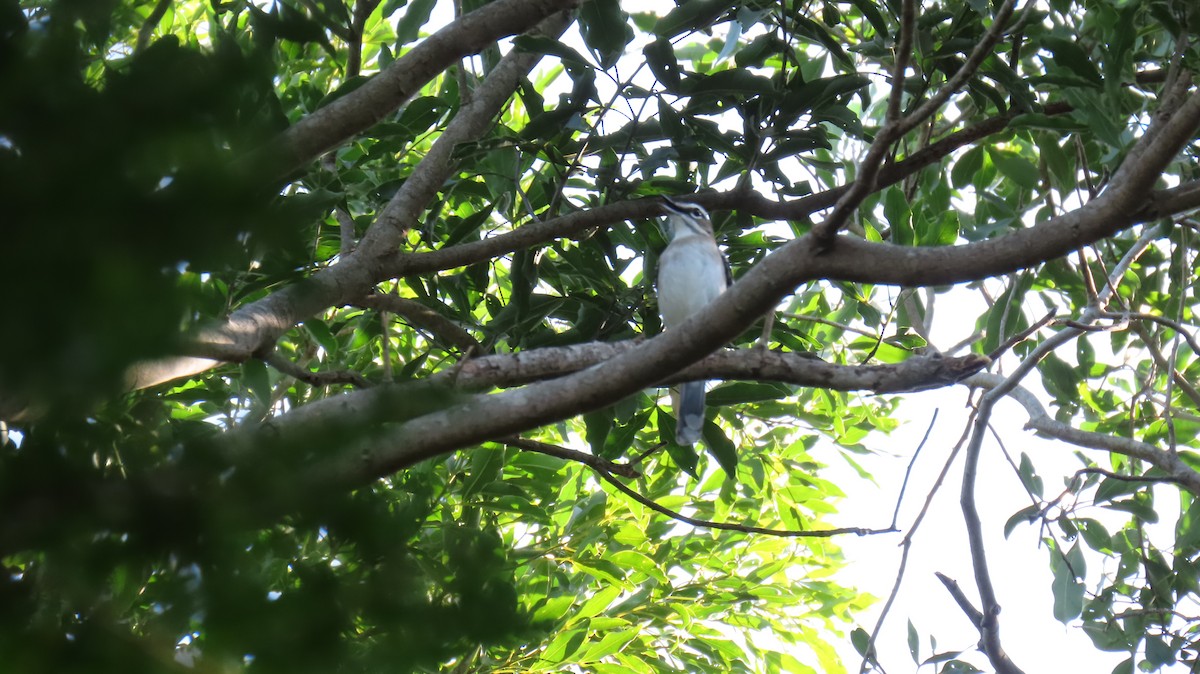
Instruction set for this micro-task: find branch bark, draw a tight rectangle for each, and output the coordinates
[116,10,577,396]
[964,372,1200,494]
[249,0,580,178]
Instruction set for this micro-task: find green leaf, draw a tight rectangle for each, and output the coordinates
[654,0,737,38]
[1110,658,1134,674]
[1103,498,1159,523]
[579,0,633,69]
[681,69,776,96]
[514,35,591,68]
[242,359,272,404]
[941,661,983,673]
[644,37,682,88]
[883,186,913,245]
[573,584,622,620]
[395,0,437,45]
[1004,504,1039,538]
[1041,36,1103,87]
[1144,635,1175,668]
[584,408,614,455]
[907,619,919,663]
[1077,518,1113,553]
[847,0,889,37]
[1051,553,1084,622]
[1017,452,1044,498]
[951,146,985,190]
[707,382,792,405]
[1040,353,1079,403]
[462,447,504,498]
[1009,113,1088,132]
[304,319,339,353]
[987,148,1040,190]
[580,629,640,661]
[850,627,872,656]
[539,628,588,665]
[701,419,738,476]
[531,595,576,624]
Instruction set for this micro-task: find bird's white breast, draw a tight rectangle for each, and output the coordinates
[658,235,727,328]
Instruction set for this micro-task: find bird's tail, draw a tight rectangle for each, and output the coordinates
[673,381,706,445]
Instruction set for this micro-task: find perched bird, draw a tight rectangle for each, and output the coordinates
[656,196,730,446]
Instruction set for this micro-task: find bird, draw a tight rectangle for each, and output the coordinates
[656,196,730,446]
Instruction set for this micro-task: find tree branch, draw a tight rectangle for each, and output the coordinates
[357,293,481,354]
[949,218,1179,673]
[353,10,574,257]
[500,435,638,478]
[963,372,1200,495]
[250,0,579,179]
[265,350,371,388]
[112,10,578,396]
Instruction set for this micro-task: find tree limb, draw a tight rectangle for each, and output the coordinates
[113,10,578,396]
[357,293,481,354]
[963,372,1200,495]
[250,0,579,178]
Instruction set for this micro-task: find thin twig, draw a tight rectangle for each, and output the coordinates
[857,408,942,674]
[1101,311,1200,357]
[265,351,371,388]
[1132,323,1200,409]
[890,409,938,530]
[501,436,639,477]
[358,293,482,354]
[595,463,895,538]
[986,309,1056,363]
[506,432,897,538]
[1075,467,1183,486]
[783,312,878,339]
[813,0,1022,245]
[935,572,985,627]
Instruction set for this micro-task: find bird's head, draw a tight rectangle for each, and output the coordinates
[660,196,713,240]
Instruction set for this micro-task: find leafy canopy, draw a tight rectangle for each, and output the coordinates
[2,0,1200,673]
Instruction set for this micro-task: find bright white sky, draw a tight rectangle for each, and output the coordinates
[830,287,1128,673]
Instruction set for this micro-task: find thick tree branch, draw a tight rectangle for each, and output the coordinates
[116,11,576,395]
[234,346,987,472]
[354,11,574,257]
[432,343,990,393]
[346,0,382,78]
[950,220,1175,674]
[251,0,579,178]
[135,0,172,53]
